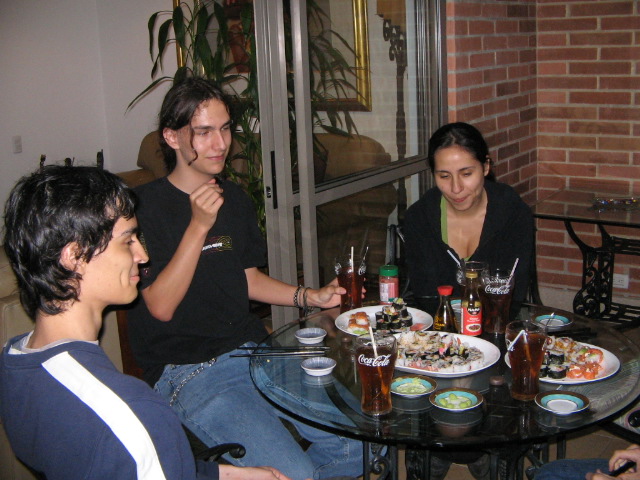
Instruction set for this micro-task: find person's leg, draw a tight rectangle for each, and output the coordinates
[282,413,364,479]
[534,458,610,480]
[154,352,316,480]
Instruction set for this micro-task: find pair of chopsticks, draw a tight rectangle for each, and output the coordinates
[230,345,330,357]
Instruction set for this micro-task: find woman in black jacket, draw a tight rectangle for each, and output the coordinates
[405,122,534,317]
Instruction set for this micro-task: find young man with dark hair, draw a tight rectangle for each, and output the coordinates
[0,165,292,480]
[129,77,363,480]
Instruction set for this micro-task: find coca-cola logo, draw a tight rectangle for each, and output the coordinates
[485,284,512,295]
[358,354,392,367]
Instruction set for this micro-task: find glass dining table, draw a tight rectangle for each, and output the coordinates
[250,304,640,480]
[532,188,640,328]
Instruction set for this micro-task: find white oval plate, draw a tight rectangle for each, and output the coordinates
[395,333,501,379]
[335,306,433,336]
[535,391,590,415]
[505,342,620,384]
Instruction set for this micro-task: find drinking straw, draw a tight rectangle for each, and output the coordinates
[507,329,525,351]
[507,258,520,284]
[368,325,378,358]
[447,249,461,267]
[361,245,369,265]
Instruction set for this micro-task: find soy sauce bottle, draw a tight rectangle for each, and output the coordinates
[461,271,483,336]
[434,285,457,333]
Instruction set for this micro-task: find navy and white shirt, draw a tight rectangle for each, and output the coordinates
[0,333,219,479]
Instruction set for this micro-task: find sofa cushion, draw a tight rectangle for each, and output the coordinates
[137,131,167,179]
[317,133,392,179]
[0,249,18,299]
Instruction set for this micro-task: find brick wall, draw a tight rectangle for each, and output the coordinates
[446,0,639,301]
[535,0,639,299]
[446,0,538,205]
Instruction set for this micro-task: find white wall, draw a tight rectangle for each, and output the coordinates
[0,0,175,209]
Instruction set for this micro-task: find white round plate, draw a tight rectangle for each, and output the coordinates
[505,343,620,384]
[429,388,484,412]
[396,333,501,379]
[295,327,327,344]
[391,375,437,397]
[535,391,590,415]
[335,306,433,336]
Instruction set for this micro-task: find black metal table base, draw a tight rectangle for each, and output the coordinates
[566,220,640,329]
[364,442,548,480]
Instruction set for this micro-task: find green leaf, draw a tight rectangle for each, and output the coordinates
[173,6,186,49]
[147,12,159,60]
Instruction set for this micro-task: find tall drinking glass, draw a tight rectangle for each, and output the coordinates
[480,268,514,334]
[355,333,397,416]
[506,320,547,401]
[335,254,366,313]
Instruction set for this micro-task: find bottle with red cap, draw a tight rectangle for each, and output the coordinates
[434,285,457,332]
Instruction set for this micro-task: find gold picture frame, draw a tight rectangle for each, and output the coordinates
[172,0,371,111]
[314,0,371,112]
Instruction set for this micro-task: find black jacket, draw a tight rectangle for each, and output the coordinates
[404,180,534,315]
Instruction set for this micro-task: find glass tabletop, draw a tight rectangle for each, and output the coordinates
[531,189,640,228]
[250,304,640,448]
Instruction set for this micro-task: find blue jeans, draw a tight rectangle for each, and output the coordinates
[534,459,610,480]
[154,344,363,480]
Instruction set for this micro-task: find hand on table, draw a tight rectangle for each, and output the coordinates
[586,445,640,480]
[306,277,366,310]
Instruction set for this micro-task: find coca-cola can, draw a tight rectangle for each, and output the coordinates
[355,333,397,415]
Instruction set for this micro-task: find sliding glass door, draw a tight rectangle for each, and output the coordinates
[254,0,445,328]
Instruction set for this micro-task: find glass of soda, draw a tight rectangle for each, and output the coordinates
[355,333,397,415]
[480,268,514,334]
[506,320,547,401]
[334,254,366,313]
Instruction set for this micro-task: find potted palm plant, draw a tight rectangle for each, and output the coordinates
[130,0,357,234]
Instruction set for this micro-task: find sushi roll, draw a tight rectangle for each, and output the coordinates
[547,350,565,365]
[540,364,549,378]
[547,365,568,379]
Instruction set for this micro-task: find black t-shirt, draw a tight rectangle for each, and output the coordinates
[129,177,269,386]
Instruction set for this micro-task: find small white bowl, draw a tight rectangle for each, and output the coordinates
[295,327,327,345]
[301,357,336,376]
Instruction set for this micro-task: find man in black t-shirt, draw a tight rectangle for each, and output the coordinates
[129,78,363,480]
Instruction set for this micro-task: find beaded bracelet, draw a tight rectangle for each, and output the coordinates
[293,285,303,308]
[302,287,310,311]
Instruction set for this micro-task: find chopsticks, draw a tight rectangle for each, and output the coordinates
[230,345,330,357]
[230,351,328,357]
[236,345,330,351]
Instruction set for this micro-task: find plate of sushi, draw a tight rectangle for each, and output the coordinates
[394,331,501,378]
[505,336,620,384]
[335,303,433,336]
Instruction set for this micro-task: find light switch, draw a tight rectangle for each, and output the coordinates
[12,135,22,154]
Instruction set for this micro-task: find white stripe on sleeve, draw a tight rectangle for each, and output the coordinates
[43,351,167,480]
